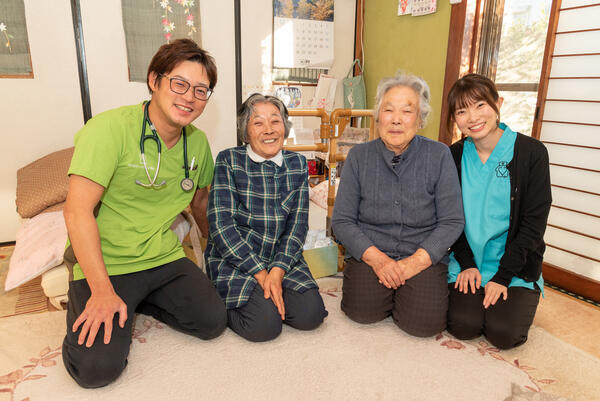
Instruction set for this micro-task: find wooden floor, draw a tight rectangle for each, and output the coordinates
[534,286,600,358]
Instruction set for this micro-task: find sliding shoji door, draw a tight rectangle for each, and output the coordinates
[533,0,600,302]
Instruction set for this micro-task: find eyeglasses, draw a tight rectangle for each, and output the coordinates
[160,74,213,101]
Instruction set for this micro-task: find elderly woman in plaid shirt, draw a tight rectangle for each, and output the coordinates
[205,94,328,342]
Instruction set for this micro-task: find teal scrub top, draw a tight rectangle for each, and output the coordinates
[448,123,543,292]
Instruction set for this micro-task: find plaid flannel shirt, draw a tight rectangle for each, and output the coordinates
[205,147,318,309]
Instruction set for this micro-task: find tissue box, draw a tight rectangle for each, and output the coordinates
[303,243,338,279]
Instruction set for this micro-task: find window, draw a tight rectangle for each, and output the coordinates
[440,0,551,142]
[494,0,552,135]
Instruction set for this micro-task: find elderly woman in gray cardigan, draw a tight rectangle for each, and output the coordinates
[332,73,464,337]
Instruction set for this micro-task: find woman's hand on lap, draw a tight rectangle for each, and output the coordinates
[263,267,286,320]
[373,259,405,289]
[455,268,481,294]
[396,249,432,282]
[483,281,508,308]
[253,269,268,289]
[396,259,421,282]
[362,246,405,289]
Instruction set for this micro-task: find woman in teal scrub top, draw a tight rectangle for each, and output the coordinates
[445,74,551,349]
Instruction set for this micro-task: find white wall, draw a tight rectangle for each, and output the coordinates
[0,1,354,241]
[79,0,237,154]
[240,0,357,130]
[0,0,83,242]
[0,0,237,242]
[196,1,237,153]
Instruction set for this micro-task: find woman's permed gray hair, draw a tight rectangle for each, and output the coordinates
[237,93,293,144]
[374,72,432,129]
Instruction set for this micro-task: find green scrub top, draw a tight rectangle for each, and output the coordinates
[448,123,543,292]
[68,103,214,280]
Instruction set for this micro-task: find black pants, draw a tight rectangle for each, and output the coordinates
[62,258,227,388]
[227,286,328,342]
[341,258,449,338]
[447,284,540,350]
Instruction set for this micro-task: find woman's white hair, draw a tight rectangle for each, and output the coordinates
[374,72,432,129]
[237,93,292,144]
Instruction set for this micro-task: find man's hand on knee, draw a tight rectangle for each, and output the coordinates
[73,291,128,347]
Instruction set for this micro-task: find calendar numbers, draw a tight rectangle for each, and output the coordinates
[273,17,334,68]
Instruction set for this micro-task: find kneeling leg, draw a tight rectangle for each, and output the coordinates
[136,258,227,340]
[483,287,540,350]
[393,263,449,337]
[283,288,328,330]
[62,280,134,388]
[447,284,485,341]
[227,286,283,342]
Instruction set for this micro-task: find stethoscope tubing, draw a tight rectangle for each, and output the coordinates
[136,101,189,189]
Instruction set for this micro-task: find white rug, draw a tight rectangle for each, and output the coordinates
[1,281,598,401]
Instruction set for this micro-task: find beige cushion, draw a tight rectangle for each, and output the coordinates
[16,147,73,218]
[309,180,338,211]
[41,263,69,298]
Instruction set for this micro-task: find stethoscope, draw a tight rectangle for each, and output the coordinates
[135,101,194,192]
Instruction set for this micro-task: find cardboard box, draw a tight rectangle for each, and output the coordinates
[303,243,339,279]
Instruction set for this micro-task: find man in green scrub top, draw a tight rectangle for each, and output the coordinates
[62,39,226,388]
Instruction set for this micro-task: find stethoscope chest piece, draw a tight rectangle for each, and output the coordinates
[180,177,194,192]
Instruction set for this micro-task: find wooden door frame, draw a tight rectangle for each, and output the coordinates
[439,1,469,145]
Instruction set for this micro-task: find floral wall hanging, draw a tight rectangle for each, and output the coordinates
[0,0,33,77]
[121,0,201,82]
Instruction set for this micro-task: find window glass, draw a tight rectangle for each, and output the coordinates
[495,0,551,134]
[498,90,538,135]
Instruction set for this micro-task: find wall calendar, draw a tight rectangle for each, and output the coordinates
[273,0,334,69]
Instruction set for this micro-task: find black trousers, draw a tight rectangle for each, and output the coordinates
[227,286,328,342]
[341,258,449,337]
[62,258,227,388]
[447,284,540,350]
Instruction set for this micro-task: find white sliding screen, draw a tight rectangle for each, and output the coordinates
[533,0,600,301]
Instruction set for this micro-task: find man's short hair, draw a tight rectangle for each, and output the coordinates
[146,39,217,94]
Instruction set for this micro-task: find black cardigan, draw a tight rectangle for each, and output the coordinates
[449,133,552,287]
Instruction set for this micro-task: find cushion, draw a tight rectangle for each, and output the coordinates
[309,180,338,210]
[339,127,369,145]
[5,211,68,291]
[171,212,191,244]
[16,147,74,218]
[41,263,69,298]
